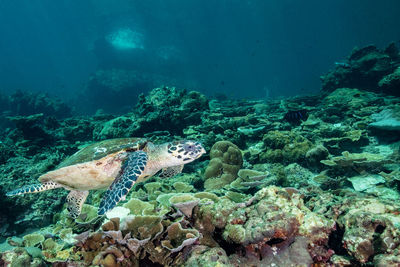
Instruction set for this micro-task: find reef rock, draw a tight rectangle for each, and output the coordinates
[134,87,208,135]
[321,43,399,96]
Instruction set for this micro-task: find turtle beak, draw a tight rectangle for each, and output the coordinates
[196,146,206,159]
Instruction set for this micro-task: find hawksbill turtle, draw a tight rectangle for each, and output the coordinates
[6,138,205,218]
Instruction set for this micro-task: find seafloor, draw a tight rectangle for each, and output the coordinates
[0,43,400,266]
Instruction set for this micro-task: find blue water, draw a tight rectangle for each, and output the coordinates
[0,0,399,107]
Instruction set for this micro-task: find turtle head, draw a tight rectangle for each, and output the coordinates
[167,140,206,164]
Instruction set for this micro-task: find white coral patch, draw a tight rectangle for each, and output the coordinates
[105,206,130,220]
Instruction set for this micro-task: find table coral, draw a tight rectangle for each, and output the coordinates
[321,150,393,175]
[123,198,155,216]
[22,233,45,247]
[169,194,200,217]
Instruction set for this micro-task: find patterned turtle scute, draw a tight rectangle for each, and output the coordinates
[57,138,148,169]
[98,150,148,215]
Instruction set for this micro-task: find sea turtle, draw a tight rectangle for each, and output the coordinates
[6,138,205,218]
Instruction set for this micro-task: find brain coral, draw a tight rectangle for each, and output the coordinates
[204,141,243,190]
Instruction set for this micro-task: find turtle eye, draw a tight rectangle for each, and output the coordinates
[184,143,196,152]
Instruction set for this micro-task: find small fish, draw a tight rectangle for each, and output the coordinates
[334,62,350,68]
[284,109,309,124]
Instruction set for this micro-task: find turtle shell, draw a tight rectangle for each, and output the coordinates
[57,138,148,169]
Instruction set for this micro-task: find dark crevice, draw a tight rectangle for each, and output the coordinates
[212,228,242,256]
[372,224,387,257]
[327,224,348,256]
[266,238,285,245]
[138,258,164,267]
[375,224,385,234]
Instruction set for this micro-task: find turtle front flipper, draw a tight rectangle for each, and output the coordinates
[67,190,89,219]
[6,182,62,196]
[98,151,148,215]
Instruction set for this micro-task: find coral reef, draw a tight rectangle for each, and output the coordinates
[135,86,208,136]
[6,91,72,118]
[1,42,400,265]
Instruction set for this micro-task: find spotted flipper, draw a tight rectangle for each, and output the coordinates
[6,182,62,196]
[67,190,89,219]
[160,165,184,178]
[98,151,148,215]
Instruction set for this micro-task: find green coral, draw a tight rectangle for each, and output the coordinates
[144,182,162,195]
[204,141,243,190]
[223,224,246,243]
[75,204,98,224]
[321,151,391,174]
[194,192,219,202]
[225,191,249,203]
[260,130,312,164]
[185,247,230,267]
[156,193,178,207]
[123,198,155,216]
[144,182,163,200]
[169,193,198,204]
[41,238,71,263]
[22,233,45,247]
[58,228,76,244]
[173,182,194,193]
[228,169,270,191]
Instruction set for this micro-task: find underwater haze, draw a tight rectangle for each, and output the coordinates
[0,0,399,106]
[2,0,400,266]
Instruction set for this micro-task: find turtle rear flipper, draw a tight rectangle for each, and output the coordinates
[6,182,62,196]
[98,151,148,215]
[67,190,89,218]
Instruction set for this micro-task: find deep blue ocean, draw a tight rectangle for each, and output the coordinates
[0,0,399,108]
